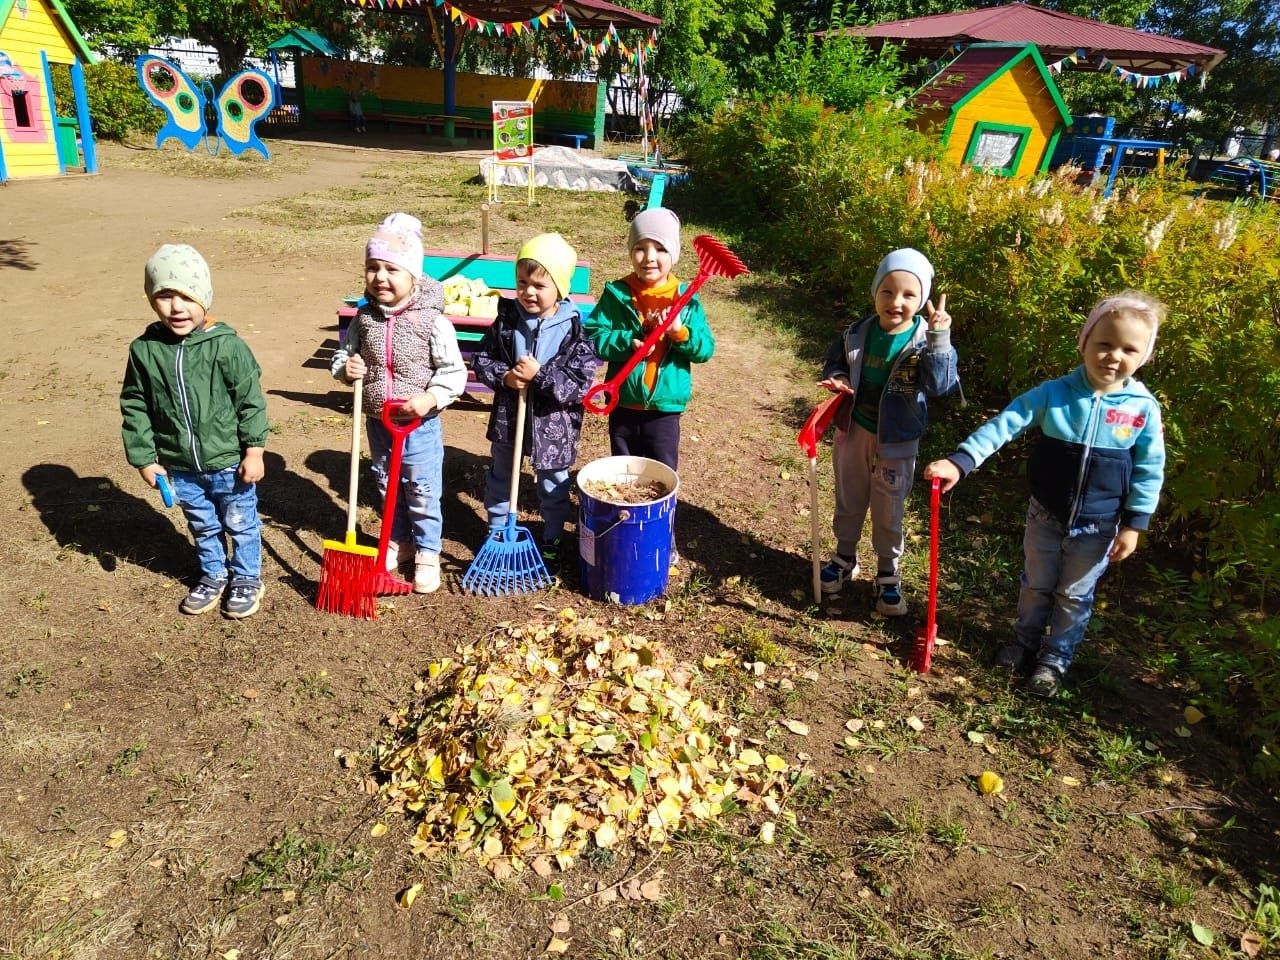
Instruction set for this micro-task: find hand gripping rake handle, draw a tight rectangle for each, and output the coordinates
[374,399,425,567]
[912,477,942,674]
[585,234,748,416]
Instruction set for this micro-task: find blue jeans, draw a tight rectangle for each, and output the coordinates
[169,467,262,582]
[484,441,571,544]
[367,415,443,554]
[1011,499,1117,675]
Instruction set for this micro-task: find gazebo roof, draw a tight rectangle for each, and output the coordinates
[840,2,1223,74]
[349,0,660,30]
[267,27,344,56]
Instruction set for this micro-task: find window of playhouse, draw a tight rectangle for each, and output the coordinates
[964,123,1030,177]
[11,89,31,127]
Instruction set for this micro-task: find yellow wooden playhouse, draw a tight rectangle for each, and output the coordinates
[0,0,98,183]
[913,42,1071,179]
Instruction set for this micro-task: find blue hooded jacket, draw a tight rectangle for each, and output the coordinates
[948,366,1165,530]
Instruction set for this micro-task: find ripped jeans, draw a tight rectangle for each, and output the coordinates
[169,466,262,582]
[367,414,444,554]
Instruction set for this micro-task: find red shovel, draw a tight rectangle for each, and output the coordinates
[796,394,844,605]
[369,400,423,596]
[912,477,942,673]
[585,234,748,416]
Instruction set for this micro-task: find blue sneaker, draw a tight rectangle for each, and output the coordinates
[874,576,908,616]
[820,555,858,594]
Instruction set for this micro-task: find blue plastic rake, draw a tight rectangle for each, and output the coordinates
[461,387,553,597]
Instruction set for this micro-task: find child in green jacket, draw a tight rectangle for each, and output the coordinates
[120,244,269,619]
[586,207,715,473]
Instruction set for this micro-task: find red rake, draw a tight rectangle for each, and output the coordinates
[316,378,378,618]
[912,477,943,673]
[368,400,424,597]
[585,234,749,416]
[796,393,844,605]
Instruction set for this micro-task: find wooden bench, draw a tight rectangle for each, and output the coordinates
[383,113,488,137]
[336,249,595,400]
[1206,157,1280,202]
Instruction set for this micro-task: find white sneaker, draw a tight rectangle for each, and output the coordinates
[414,551,441,594]
[384,540,412,574]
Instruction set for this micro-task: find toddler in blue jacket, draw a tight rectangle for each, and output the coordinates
[818,248,960,615]
[924,291,1167,697]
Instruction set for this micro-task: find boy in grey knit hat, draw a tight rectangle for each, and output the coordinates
[818,248,960,616]
[121,244,269,618]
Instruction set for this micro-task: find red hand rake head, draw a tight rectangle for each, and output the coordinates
[585,234,748,416]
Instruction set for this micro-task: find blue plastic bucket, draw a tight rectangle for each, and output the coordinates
[577,456,679,605]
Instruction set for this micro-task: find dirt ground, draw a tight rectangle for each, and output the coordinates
[1,139,1276,960]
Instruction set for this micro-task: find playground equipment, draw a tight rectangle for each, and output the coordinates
[135,55,278,159]
[0,0,98,183]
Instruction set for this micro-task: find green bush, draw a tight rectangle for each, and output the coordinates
[686,97,1280,776]
[51,59,162,142]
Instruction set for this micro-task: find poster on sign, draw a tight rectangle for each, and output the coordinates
[492,100,533,160]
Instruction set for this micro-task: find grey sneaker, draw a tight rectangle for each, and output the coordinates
[1025,664,1064,698]
[223,578,263,619]
[993,642,1035,674]
[874,575,908,616]
[820,554,859,594]
[180,576,227,615]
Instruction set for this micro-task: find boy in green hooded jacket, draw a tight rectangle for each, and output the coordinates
[120,244,269,619]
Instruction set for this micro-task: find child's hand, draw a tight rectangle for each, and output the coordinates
[400,393,437,418]
[513,355,541,382]
[1109,527,1140,562]
[631,338,656,357]
[239,447,265,484]
[139,463,166,488]
[344,355,367,382]
[923,458,961,492]
[818,376,854,395]
[667,314,684,337]
[925,293,951,330]
[502,370,524,389]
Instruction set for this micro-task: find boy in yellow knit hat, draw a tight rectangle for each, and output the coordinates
[472,233,599,569]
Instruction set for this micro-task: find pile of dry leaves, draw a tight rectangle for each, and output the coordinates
[376,609,799,877]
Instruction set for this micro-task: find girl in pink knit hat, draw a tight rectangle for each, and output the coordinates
[330,213,467,593]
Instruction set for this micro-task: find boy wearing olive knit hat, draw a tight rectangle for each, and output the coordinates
[818,247,961,616]
[121,244,269,619]
[472,233,598,570]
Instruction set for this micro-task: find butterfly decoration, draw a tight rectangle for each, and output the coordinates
[135,55,277,159]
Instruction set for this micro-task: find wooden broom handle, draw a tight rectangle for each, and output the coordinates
[345,378,364,538]
[508,387,527,514]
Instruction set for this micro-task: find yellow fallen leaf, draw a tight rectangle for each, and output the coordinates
[905,716,925,732]
[1184,706,1205,725]
[104,829,127,850]
[221,951,241,960]
[738,748,764,767]
[1061,776,1081,787]
[977,771,1004,795]
[545,936,571,953]
[1174,725,1192,738]
[781,719,810,736]
[764,754,788,773]
[482,835,503,858]
[759,821,776,844]
[397,882,423,909]
[594,822,618,849]
[370,822,387,838]
[845,719,865,733]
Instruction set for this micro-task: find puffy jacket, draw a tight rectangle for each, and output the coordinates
[821,312,961,459]
[948,366,1165,530]
[472,297,599,471]
[586,279,714,413]
[121,320,268,473]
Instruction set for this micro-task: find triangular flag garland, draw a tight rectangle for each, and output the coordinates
[1098,54,1198,88]
[1046,48,1086,74]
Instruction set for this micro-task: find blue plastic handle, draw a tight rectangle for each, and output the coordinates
[156,474,175,508]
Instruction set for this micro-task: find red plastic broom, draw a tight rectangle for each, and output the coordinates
[316,379,379,618]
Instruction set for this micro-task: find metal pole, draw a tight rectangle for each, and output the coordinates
[481,202,490,254]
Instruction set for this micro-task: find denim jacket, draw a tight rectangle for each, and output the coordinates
[821,312,961,459]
